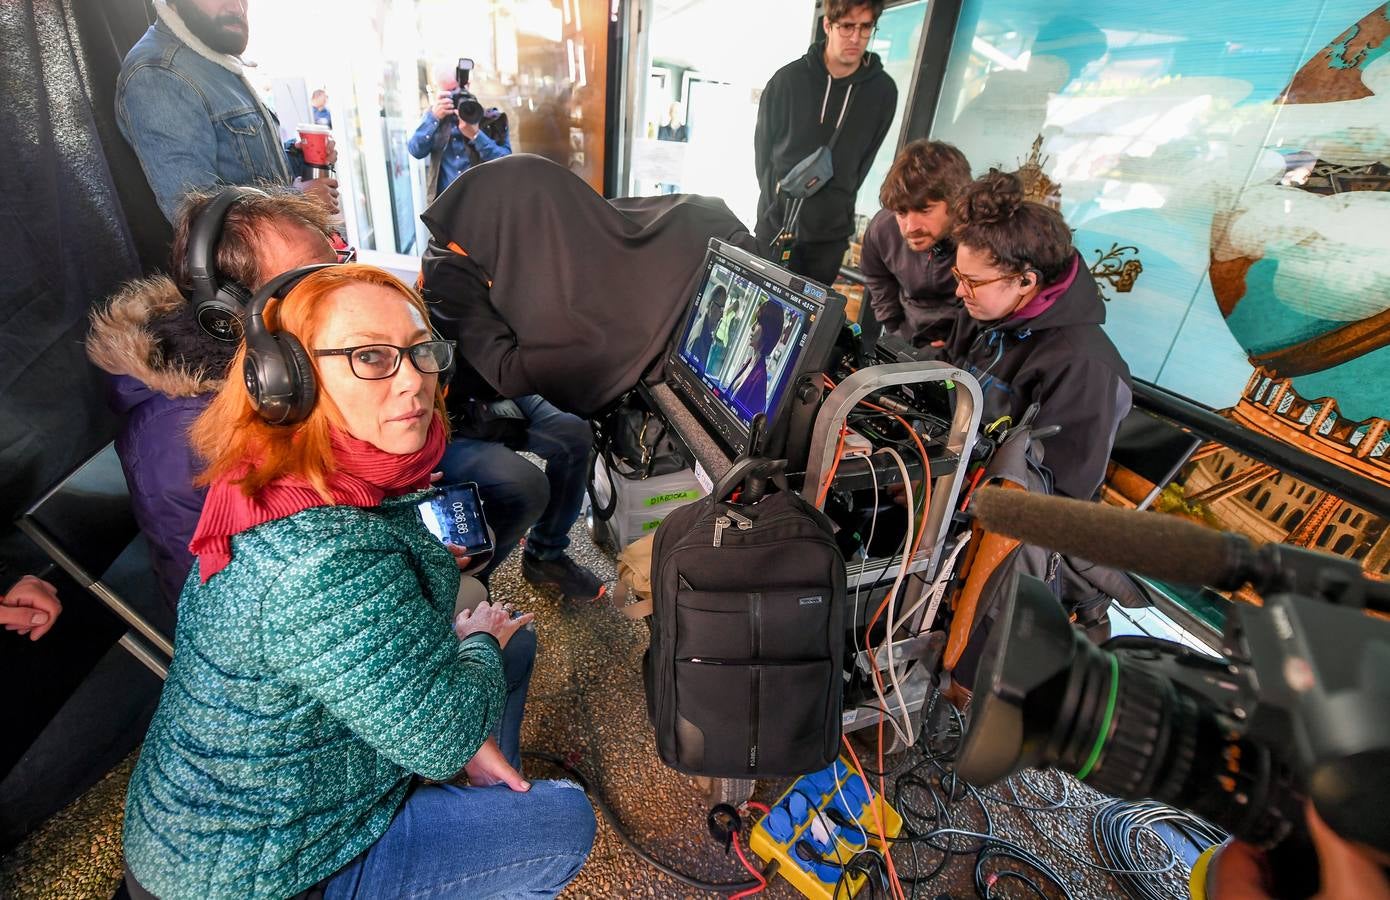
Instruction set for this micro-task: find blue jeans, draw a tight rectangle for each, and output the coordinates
[439,396,592,576]
[324,780,596,899]
[495,629,535,771]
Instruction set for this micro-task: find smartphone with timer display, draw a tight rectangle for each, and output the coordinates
[417,481,494,556]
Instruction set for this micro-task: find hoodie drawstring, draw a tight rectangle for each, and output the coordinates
[818,75,853,129]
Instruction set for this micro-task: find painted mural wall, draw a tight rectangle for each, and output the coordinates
[931,2,1390,583]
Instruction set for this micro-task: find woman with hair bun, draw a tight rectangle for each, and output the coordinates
[940,170,1131,500]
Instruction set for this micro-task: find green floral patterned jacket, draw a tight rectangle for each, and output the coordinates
[122,495,504,899]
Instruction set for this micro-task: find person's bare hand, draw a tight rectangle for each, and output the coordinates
[295,176,340,214]
[1,575,62,641]
[1207,804,1390,899]
[454,599,533,649]
[457,119,481,140]
[293,135,337,167]
[432,92,456,121]
[464,737,529,791]
[443,543,475,572]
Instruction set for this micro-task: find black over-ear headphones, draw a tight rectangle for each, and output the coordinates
[242,263,341,425]
[185,186,270,341]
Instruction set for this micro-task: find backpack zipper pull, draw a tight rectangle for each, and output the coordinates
[713,515,731,547]
[727,509,754,531]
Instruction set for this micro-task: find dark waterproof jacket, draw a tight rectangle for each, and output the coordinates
[754,43,897,245]
[860,209,961,347]
[419,154,757,418]
[937,255,1132,500]
[87,276,233,609]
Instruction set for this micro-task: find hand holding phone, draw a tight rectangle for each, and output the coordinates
[417,481,495,557]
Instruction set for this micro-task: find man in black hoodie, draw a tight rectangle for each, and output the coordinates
[754,0,897,286]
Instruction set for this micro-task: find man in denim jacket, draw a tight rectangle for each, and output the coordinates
[116,0,339,223]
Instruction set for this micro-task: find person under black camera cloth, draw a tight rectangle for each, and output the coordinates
[88,187,539,768]
[121,265,594,900]
[417,154,758,420]
[754,0,897,286]
[1207,803,1390,900]
[409,61,512,203]
[927,170,1131,502]
[116,0,340,223]
[863,140,974,348]
[727,300,785,419]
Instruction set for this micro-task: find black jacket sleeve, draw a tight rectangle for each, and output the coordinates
[754,74,783,206]
[860,225,905,336]
[419,243,523,401]
[1032,356,1131,501]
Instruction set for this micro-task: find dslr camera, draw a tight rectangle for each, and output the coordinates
[450,57,509,146]
[956,541,1390,897]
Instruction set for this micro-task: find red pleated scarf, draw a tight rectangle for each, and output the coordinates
[189,415,447,582]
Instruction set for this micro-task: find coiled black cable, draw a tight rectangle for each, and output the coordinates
[521,751,761,894]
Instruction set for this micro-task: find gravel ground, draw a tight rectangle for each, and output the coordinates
[0,486,1210,899]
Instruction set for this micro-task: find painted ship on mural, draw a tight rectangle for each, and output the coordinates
[1111,5,1390,581]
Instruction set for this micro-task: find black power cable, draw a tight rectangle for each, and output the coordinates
[521,751,761,894]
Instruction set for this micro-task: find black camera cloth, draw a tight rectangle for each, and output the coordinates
[419,154,757,418]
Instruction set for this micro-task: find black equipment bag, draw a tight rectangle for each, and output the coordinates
[644,457,847,777]
[587,393,689,521]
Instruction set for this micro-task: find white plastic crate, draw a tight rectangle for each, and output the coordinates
[591,457,706,548]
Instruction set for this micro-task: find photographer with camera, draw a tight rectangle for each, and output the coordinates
[409,59,512,203]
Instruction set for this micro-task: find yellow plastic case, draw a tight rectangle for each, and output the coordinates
[748,758,904,899]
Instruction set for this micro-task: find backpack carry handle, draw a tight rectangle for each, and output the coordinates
[711,457,789,505]
[712,457,765,503]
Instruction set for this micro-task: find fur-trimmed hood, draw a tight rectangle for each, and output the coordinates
[87,274,234,407]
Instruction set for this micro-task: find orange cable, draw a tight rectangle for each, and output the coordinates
[841,735,906,900]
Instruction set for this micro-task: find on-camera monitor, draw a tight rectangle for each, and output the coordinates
[666,240,845,459]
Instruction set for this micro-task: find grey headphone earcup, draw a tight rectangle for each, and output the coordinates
[243,333,316,425]
[195,282,252,342]
[280,334,318,425]
[241,262,339,425]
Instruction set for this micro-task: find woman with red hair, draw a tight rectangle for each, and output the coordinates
[121,265,594,900]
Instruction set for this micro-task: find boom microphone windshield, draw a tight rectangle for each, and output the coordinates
[970,486,1253,590]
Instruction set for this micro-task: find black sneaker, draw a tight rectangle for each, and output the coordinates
[521,552,606,602]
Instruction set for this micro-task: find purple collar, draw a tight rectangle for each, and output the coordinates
[1010,253,1078,322]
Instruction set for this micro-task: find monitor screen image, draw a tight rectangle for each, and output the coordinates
[673,259,813,429]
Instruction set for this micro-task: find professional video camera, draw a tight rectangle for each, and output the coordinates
[450,57,508,145]
[956,487,1390,897]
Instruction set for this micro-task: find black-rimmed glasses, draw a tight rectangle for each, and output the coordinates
[312,340,455,380]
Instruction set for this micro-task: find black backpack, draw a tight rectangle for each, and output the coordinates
[645,457,847,777]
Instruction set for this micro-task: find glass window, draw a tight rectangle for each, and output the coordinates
[852,1,928,223]
[628,0,813,225]
[245,0,610,271]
